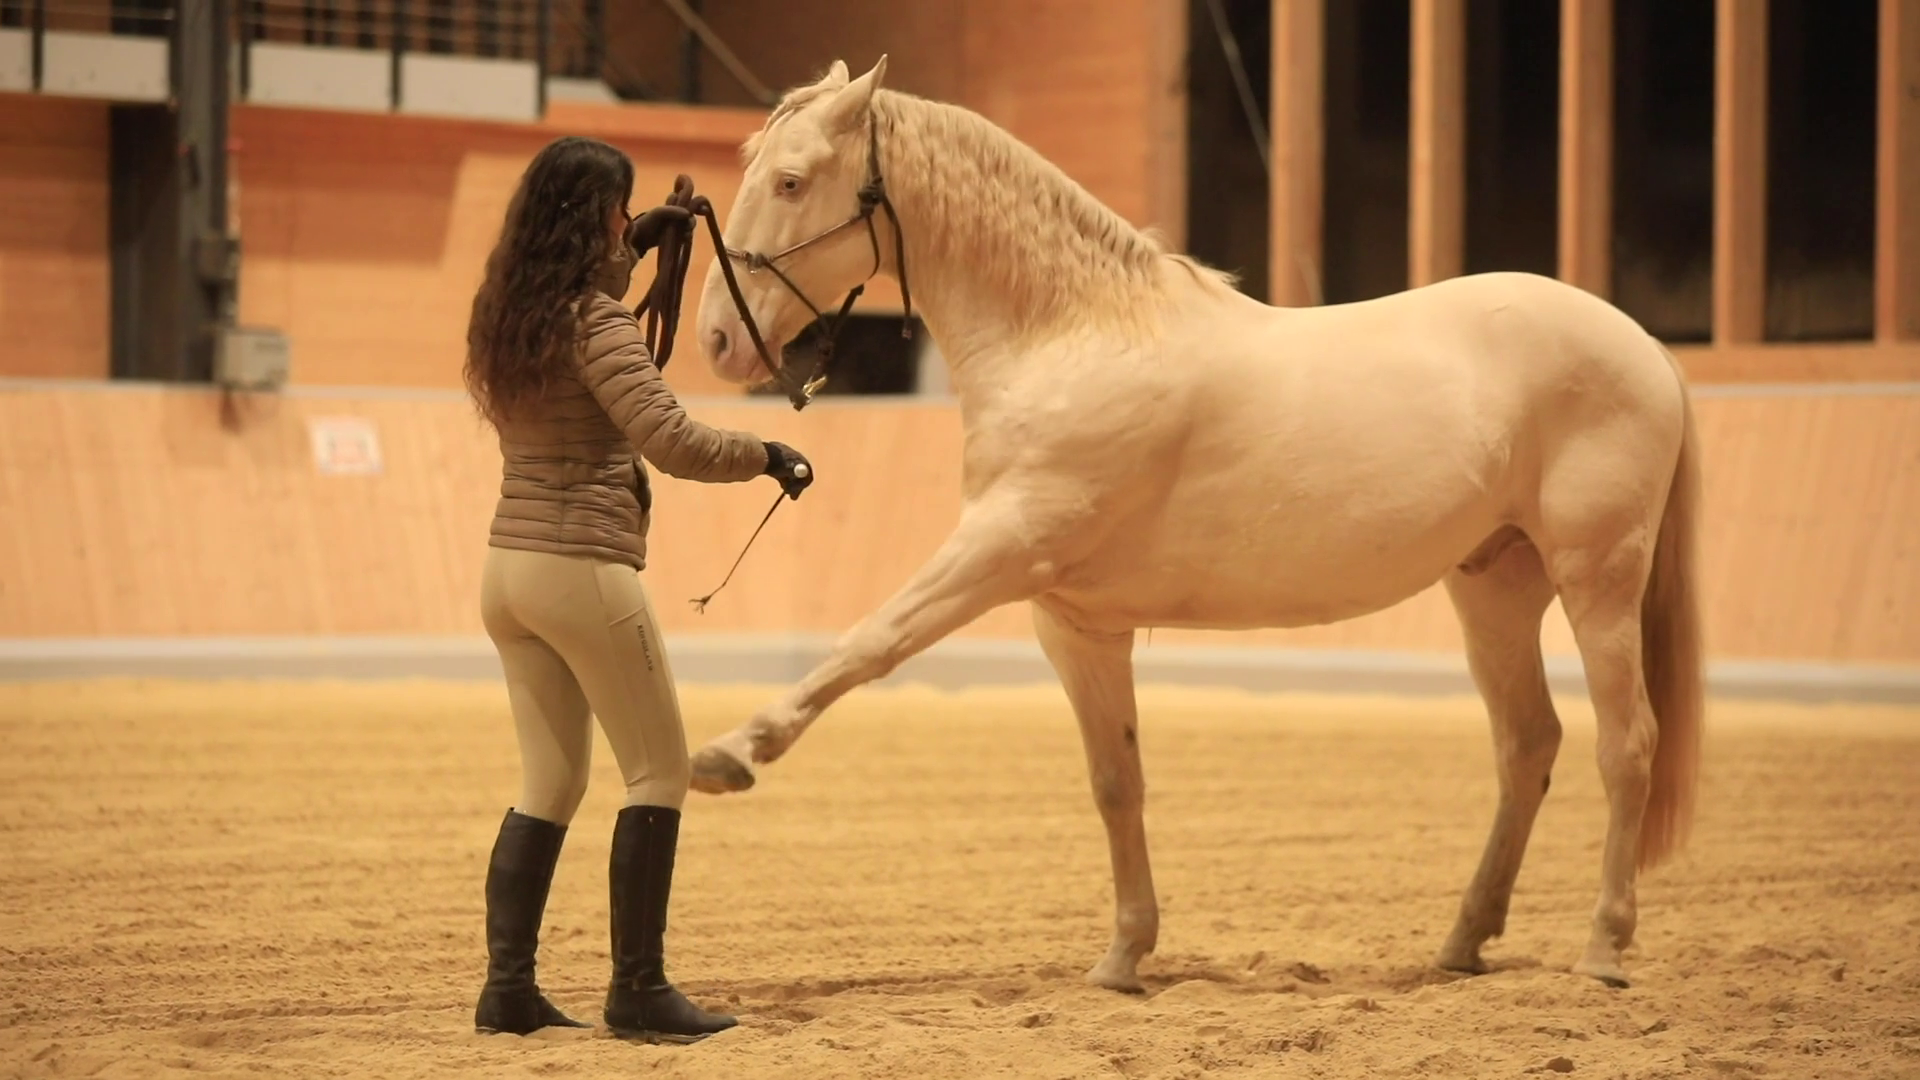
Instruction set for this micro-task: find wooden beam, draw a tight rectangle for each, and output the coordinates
[1879,0,1920,342]
[1667,342,1920,383]
[1270,0,1325,306]
[1409,0,1466,288]
[1558,0,1613,296]
[1713,0,1767,344]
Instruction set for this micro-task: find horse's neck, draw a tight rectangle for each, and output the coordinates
[877,100,1137,403]
[901,267,1017,388]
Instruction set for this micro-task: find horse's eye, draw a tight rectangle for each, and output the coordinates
[779,176,801,195]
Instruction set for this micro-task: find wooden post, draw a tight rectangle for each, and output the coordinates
[390,0,408,110]
[1146,0,1189,249]
[1558,0,1613,296]
[1270,0,1325,307]
[1879,0,1920,341]
[1409,0,1465,288]
[29,0,43,90]
[535,0,551,116]
[1713,0,1767,344]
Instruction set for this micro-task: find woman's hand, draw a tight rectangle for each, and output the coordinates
[762,441,815,500]
[625,205,693,259]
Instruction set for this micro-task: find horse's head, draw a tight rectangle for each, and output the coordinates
[698,56,891,387]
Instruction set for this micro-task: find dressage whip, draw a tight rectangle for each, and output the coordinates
[686,465,806,614]
[633,175,809,613]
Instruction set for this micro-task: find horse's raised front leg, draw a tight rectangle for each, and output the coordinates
[690,501,1052,793]
[1031,602,1155,993]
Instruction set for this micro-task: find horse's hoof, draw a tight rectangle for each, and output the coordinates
[1571,959,1630,989]
[689,746,756,794]
[1085,961,1145,995]
[1435,946,1490,976]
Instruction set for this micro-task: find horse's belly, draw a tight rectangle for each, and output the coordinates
[1052,522,1480,632]
[1050,448,1510,632]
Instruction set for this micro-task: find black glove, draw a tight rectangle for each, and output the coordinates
[762,441,815,500]
[624,204,692,259]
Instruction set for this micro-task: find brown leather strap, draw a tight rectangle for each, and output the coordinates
[633,175,698,372]
[631,125,906,413]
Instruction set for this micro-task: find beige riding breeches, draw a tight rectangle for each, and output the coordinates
[480,547,690,822]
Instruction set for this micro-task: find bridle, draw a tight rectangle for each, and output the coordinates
[630,114,911,609]
[643,112,913,411]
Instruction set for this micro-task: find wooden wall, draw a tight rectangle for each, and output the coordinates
[954,0,1185,234]
[621,0,1186,236]
[0,94,762,395]
[0,95,111,380]
[0,2,1184,389]
[5,6,1910,680]
[6,0,1914,387]
[230,100,761,397]
[2,384,1914,667]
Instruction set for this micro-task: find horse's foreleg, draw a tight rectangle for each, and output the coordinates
[690,504,1049,793]
[1032,602,1155,993]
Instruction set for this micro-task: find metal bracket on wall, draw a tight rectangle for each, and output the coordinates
[193,231,240,289]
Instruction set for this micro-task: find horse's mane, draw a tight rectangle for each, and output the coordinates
[742,77,1239,339]
[873,91,1240,330]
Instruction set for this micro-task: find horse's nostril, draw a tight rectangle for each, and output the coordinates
[710,328,730,358]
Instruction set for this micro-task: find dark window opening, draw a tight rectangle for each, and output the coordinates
[1185,0,1272,300]
[1464,0,1560,278]
[1764,0,1877,342]
[746,314,924,397]
[1612,0,1714,342]
[1323,0,1410,304]
[109,0,171,36]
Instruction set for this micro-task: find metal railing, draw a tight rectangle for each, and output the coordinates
[3,0,774,109]
[237,0,545,61]
[2,0,174,36]
[2,0,178,94]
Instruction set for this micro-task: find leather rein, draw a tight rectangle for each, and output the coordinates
[636,114,912,411]
[630,119,909,610]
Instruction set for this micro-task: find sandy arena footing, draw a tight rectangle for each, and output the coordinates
[2,680,1916,1079]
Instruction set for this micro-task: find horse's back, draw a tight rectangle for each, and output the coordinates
[1301,271,1668,387]
[1274,271,1688,516]
[1193,270,1684,460]
[1044,270,1687,631]
[1386,272,1689,486]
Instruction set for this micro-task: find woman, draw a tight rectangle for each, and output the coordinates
[463,135,812,1044]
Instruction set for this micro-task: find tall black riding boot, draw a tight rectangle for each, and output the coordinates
[603,805,738,1044]
[473,810,590,1035]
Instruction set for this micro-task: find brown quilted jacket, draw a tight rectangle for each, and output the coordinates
[486,290,769,569]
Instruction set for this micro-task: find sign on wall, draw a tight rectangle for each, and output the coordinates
[307,416,384,476]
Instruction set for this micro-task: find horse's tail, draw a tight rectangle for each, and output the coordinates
[1639,345,1705,872]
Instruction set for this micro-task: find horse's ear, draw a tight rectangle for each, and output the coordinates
[824,54,888,133]
[826,59,850,85]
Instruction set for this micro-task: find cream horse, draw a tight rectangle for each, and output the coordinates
[691,58,1703,993]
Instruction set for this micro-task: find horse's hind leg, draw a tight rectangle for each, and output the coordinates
[1032,602,1156,993]
[1436,533,1561,975]
[1554,536,1660,988]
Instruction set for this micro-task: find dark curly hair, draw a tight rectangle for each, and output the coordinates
[465,136,634,426]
